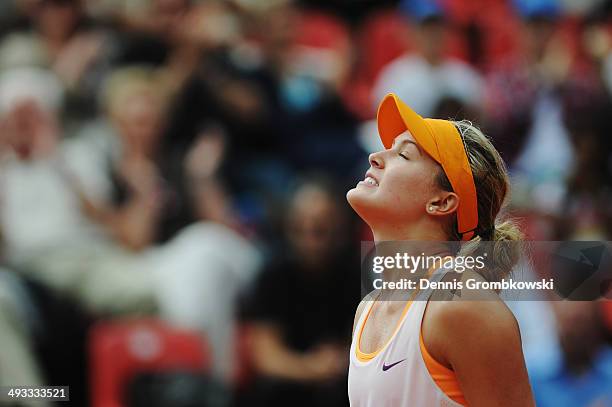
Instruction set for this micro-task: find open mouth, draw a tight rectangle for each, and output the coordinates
[358,172,379,187]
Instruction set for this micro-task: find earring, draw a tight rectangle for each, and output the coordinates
[428,206,434,212]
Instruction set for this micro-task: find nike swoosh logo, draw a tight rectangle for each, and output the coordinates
[382,358,406,371]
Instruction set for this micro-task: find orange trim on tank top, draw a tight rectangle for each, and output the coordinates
[355,262,443,362]
[355,294,413,362]
[356,304,467,406]
[354,259,467,405]
[419,331,467,406]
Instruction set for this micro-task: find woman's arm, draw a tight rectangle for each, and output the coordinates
[75,155,162,251]
[422,299,535,407]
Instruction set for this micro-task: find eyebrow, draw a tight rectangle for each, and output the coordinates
[392,138,422,156]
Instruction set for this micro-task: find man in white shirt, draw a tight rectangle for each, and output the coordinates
[372,4,483,117]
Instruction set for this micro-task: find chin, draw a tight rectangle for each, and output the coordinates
[346,187,376,223]
[346,186,363,208]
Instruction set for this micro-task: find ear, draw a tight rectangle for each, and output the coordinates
[426,192,459,216]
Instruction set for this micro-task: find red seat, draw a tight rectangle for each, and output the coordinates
[358,9,411,86]
[294,10,350,51]
[89,319,209,407]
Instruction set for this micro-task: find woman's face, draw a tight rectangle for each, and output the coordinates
[113,90,164,156]
[347,131,443,230]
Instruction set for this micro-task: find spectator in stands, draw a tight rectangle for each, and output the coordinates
[0,67,91,400]
[555,82,612,240]
[0,68,86,258]
[372,0,483,118]
[530,301,612,407]
[0,66,261,380]
[0,66,156,313]
[484,0,582,216]
[162,0,365,234]
[241,178,359,407]
[10,0,112,121]
[71,66,178,249]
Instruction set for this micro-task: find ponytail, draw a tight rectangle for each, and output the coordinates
[438,121,523,281]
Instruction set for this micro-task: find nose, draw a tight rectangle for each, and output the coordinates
[369,151,384,169]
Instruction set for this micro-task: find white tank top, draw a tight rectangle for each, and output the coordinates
[348,268,463,407]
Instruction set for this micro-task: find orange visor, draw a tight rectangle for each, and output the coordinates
[377,93,478,241]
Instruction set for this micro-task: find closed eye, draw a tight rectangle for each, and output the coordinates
[399,152,410,160]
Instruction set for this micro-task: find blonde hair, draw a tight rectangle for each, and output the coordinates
[102,66,168,118]
[436,120,523,281]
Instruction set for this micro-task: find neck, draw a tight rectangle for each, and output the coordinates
[371,220,447,242]
[373,241,453,293]
[367,223,453,298]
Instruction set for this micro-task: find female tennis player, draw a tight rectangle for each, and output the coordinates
[346,93,534,406]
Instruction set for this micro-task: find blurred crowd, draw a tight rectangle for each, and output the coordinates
[0,0,611,405]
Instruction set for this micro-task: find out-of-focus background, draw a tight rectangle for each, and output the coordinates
[0,0,611,405]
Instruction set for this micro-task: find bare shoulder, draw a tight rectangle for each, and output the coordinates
[429,270,520,339]
[422,273,521,365]
[423,273,534,405]
[428,296,519,338]
[423,272,522,370]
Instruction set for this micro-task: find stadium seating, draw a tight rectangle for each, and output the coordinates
[89,319,209,407]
